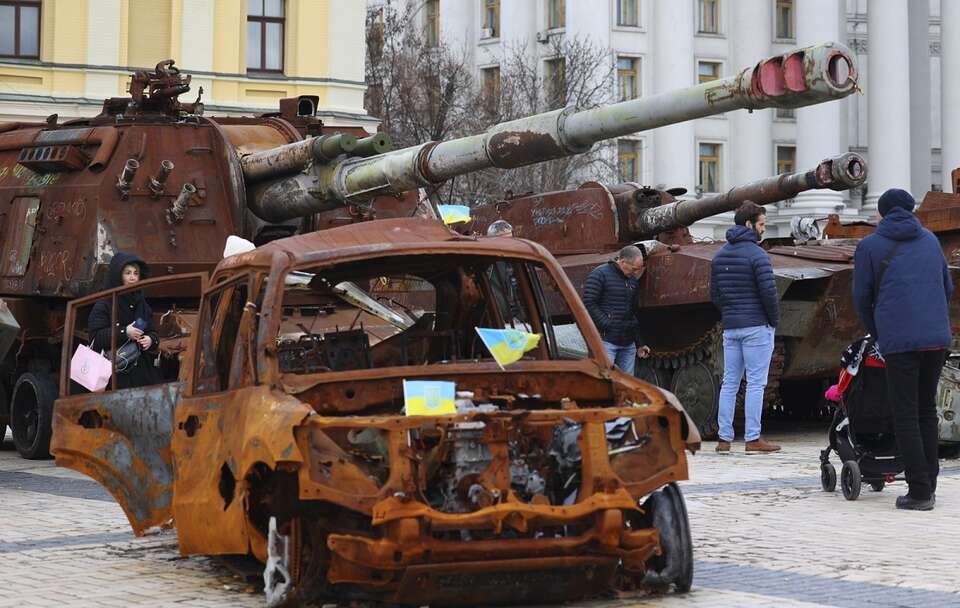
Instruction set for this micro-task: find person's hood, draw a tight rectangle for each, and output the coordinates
[725,225,760,245]
[107,252,149,289]
[875,207,922,242]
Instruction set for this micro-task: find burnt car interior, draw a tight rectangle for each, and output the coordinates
[275,255,588,374]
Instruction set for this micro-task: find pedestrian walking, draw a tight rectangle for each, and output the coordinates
[710,201,781,453]
[582,245,650,375]
[853,188,953,511]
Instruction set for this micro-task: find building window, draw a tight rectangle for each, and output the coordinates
[545,57,566,108]
[619,140,642,182]
[0,1,40,59]
[699,143,721,193]
[697,61,720,84]
[776,107,795,120]
[425,0,440,46]
[617,0,639,27]
[617,56,639,101]
[481,65,501,111]
[698,0,719,33]
[776,0,794,39]
[247,0,284,72]
[776,145,796,175]
[482,0,500,37]
[547,0,565,29]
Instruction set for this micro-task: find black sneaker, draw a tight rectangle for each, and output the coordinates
[895,494,935,511]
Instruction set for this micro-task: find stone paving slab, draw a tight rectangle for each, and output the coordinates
[1,429,959,607]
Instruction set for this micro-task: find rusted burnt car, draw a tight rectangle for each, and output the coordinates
[52,218,701,606]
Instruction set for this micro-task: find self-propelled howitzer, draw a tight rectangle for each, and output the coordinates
[245,42,860,223]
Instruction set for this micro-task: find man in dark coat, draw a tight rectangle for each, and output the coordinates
[87,252,162,389]
[582,245,649,375]
[853,188,953,511]
[710,201,780,453]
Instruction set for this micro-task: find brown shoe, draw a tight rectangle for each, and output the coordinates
[715,441,731,452]
[745,437,781,453]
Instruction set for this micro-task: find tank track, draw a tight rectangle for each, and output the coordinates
[649,324,786,409]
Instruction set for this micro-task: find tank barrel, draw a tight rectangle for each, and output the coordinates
[353,133,392,157]
[249,42,859,223]
[240,133,358,183]
[625,152,867,239]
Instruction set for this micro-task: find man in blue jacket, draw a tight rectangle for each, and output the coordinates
[583,245,650,375]
[853,188,953,511]
[710,202,781,453]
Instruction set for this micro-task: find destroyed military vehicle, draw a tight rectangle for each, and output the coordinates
[51,218,701,606]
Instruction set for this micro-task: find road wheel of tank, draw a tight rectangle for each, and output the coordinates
[640,483,694,593]
[0,382,9,448]
[840,460,861,501]
[869,480,885,492]
[670,361,719,439]
[820,464,837,492]
[634,359,663,388]
[10,372,56,459]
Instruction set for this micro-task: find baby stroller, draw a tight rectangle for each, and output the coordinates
[819,336,904,500]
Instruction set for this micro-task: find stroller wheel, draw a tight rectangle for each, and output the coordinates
[820,464,837,492]
[869,480,885,492]
[841,461,862,500]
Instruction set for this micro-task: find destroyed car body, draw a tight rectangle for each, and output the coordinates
[52,218,700,606]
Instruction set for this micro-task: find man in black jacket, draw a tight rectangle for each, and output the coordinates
[710,202,780,453]
[582,245,649,375]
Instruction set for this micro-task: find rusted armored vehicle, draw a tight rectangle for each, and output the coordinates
[52,219,702,606]
[2,42,859,457]
[473,160,873,438]
[0,61,400,458]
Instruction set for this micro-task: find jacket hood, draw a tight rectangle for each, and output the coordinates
[875,207,922,242]
[725,225,760,244]
[107,252,149,289]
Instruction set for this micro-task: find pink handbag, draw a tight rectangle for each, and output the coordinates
[70,343,112,392]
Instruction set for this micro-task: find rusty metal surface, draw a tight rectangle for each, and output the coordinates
[51,382,182,534]
[937,359,960,444]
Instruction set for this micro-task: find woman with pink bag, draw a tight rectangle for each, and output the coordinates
[87,252,162,389]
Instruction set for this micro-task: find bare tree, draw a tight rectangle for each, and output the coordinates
[365,1,474,147]
[365,4,617,206]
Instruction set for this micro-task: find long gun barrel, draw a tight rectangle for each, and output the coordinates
[624,152,867,239]
[249,42,859,223]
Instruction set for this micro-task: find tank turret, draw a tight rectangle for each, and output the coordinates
[245,42,860,223]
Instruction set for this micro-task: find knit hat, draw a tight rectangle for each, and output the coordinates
[877,188,916,216]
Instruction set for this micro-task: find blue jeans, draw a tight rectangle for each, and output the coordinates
[717,325,775,442]
[603,341,636,376]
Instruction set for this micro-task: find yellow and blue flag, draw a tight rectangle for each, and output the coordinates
[475,327,541,368]
[403,380,456,416]
[438,204,471,225]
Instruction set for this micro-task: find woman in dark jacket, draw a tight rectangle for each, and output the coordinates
[87,252,162,389]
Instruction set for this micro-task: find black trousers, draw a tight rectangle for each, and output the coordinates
[884,350,947,500]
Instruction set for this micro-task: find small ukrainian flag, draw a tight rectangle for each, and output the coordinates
[475,327,541,368]
[438,204,471,225]
[403,380,456,416]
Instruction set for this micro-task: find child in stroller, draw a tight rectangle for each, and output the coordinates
[819,335,904,500]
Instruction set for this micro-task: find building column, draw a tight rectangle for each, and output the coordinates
[793,0,846,212]
[942,0,960,192]
[864,0,911,211]
[729,0,772,188]
[908,0,931,199]
[84,0,122,99]
[652,0,694,192]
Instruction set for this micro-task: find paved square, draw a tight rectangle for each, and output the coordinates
[1,427,958,607]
